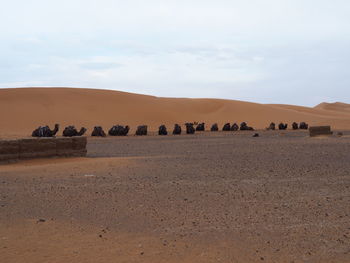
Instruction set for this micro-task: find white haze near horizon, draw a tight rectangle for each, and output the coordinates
[0,0,349,106]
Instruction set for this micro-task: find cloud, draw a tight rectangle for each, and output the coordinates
[0,0,349,105]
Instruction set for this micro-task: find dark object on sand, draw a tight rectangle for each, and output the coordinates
[173,124,182,135]
[309,126,333,137]
[158,125,168,135]
[108,125,129,136]
[231,123,239,131]
[32,124,59,137]
[299,122,309,130]
[292,122,299,130]
[240,122,254,131]
[196,123,205,131]
[136,125,148,136]
[63,126,87,137]
[211,123,219,131]
[185,123,195,134]
[278,123,288,130]
[91,126,106,137]
[267,122,276,130]
[222,123,231,131]
[253,133,259,137]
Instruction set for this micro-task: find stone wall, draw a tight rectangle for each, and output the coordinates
[309,126,333,137]
[0,137,87,163]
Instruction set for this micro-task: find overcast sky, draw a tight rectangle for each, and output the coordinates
[1,0,349,106]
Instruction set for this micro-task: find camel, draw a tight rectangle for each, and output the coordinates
[231,123,239,131]
[173,124,182,135]
[292,122,299,130]
[108,125,130,136]
[222,123,231,131]
[91,126,106,137]
[267,122,276,130]
[211,123,219,131]
[63,126,87,137]
[32,124,59,137]
[158,125,168,135]
[196,123,205,131]
[240,122,254,131]
[136,125,147,136]
[185,123,195,134]
[299,122,309,130]
[278,123,288,130]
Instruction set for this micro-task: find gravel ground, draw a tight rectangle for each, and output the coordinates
[1,130,350,263]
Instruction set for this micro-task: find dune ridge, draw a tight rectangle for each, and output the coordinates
[1,87,349,138]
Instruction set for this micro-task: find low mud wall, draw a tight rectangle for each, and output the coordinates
[0,137,87,162]
[309,126,333,137]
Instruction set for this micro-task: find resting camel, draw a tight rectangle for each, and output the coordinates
[222,123,231,131]
[158,125,168,135]
[292,122,299,130]
[136,125,147,136]
[63,126,87,137]
[173,124,182,135]
[299,122,309,130]
[267,122,276,130]
[32,124,59,137]
[196,123,205,131]
[240,122,254,131]
[211,123,219,131]
[108,125,129,136]
[91,126,106,137]
[185,123,195,134]
[278,123,288,130]
[231,123,239,131]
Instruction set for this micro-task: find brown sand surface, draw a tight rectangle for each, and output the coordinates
[0,87,349,138]
[1,131,350,262]
[314,102,350,113]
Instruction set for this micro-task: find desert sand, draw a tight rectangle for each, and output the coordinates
[1,88,350,262]
[0,87,349,138]
[1,131,350,262]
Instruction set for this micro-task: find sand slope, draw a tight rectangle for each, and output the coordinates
[314,102,350,113]
[0,87,349,137]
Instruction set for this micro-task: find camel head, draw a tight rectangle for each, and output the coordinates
[78,127,87,136]
[51,124,59,135]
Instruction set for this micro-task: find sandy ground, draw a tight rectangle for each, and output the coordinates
[1,87,350,138]
[1,130,350,262]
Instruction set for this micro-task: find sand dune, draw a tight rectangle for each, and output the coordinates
[0,87,349,138]
[314,102,350,113]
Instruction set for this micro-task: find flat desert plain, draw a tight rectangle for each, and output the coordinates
[1,130,350,263]
[1,88,350,262]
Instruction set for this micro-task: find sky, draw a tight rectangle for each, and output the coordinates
[0,0,350,106]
